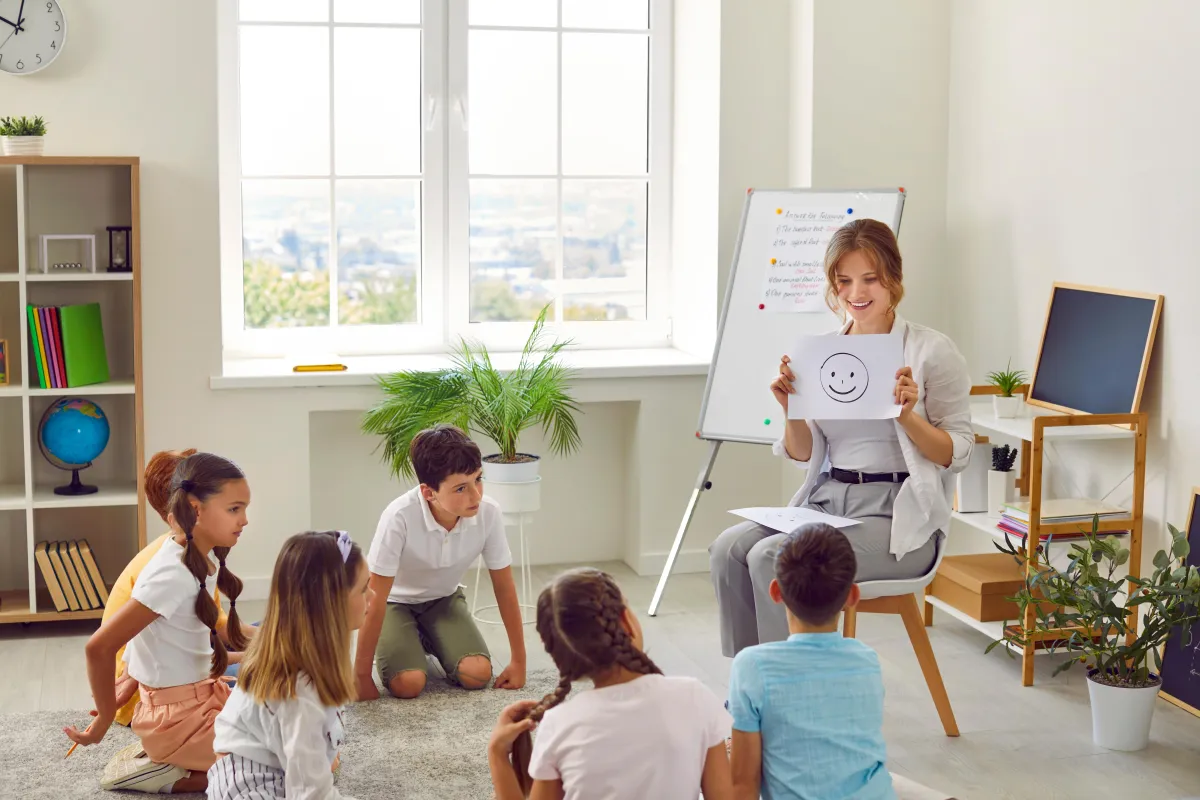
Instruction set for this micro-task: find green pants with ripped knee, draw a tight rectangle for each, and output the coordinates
[375,587,491,687]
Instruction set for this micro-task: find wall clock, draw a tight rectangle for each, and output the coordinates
[0,0,67,76]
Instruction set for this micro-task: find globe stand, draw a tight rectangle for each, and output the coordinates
[55,469,98,496]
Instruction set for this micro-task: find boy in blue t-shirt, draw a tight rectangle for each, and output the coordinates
[727,523,895,800]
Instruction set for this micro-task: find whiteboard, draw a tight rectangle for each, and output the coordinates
[697,188,906,445]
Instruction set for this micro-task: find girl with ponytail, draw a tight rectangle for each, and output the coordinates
[66,453,251,795]
[488,568,735,800]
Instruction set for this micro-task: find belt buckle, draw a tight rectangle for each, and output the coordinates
[858,471,864,484]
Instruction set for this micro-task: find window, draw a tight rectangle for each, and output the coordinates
[219,0,671,358]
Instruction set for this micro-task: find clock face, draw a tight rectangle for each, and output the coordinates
[0,0,66,75]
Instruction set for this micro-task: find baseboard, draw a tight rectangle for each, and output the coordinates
[635,548,711,577]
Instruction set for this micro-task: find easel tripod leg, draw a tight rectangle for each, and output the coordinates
[648,440,721,617]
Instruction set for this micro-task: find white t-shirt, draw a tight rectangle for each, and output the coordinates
[528,674,731,799]
[212,673,349,800]
[367,486,512,604]
[125,537,217,689]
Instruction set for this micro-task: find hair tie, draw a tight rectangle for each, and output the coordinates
[229,598,236,610]
[335,531,354,563]
[200,578,207,591]
[180,478,195,493]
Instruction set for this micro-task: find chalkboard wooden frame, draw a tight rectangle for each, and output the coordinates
[1158,486,1200,718]
[1026,283,1163,419]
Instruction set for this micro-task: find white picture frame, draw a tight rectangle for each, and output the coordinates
[39,234,97,274]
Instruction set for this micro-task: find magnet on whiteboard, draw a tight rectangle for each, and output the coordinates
[770,258,776,264]
[847,208,853,214]
[776,208,782,214]
[758,304,765,310]
[899,187,905,193]
[764,419,771,425]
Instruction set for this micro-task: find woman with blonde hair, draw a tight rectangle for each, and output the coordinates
[709,218,974,655]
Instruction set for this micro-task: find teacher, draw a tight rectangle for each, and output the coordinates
[709,218,974,656]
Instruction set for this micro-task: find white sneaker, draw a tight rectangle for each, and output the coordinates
[100,742,188,793]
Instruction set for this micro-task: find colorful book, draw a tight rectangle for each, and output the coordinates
[50,307,67,388]
[59,302,109,387]
[1002,498,1128,523]
[26,305,47,388]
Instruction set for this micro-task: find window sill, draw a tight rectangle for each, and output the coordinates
[210,347,713,390]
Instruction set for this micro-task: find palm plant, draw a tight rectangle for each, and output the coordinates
[362,304,582,481]
[985,359,1028,398]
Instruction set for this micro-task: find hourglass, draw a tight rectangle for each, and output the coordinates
[107,226,132,273]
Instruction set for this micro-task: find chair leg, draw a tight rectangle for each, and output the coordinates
[842,606,857,638]
[923,585,934,627]
[898,594,959,737]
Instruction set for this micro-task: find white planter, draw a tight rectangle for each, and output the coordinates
[992,395,1021,418]
[1,136,45,156]
[482,454,540,484]
[987,469,1016,515]
[1087,672,1160,751]
[482,475,542,514]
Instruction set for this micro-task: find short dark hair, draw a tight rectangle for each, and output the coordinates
[775,523,857,625]
[410,424,482,489]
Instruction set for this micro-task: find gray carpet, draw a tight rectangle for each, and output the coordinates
[0,670,561,799]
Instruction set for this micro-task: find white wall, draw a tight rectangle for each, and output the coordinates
[944,1,1197,561]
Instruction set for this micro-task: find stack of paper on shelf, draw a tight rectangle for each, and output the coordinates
[997,498,1129,542]
[26,302,110,389]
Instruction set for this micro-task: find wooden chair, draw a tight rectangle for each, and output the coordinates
[842,535,960,737]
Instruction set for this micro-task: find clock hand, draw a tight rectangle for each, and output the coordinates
[0,15,23,32]
[16,0,24,27]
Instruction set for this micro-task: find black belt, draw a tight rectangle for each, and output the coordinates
[830,467,909,485]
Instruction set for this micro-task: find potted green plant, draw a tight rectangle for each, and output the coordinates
[989,517,1200,751]
[362,304,582,484]
[986,360,1028,419]
[988,444,1018,514]
[0,115,47,156]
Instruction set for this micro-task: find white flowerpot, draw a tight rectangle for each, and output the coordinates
[481,454,540,484]
[993,395,1021,419]
[1087,672,1160,751]
[482,475,541,514]
[1,136,45,156]
[987,469,1016,515]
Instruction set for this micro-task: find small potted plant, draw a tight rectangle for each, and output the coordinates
[362,304,582,484]
[0,115,47,156]
[990,517,1200,751]
[988,444,1018,514]
[986,360,1028,419]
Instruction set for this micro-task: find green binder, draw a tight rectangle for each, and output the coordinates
[59,303,110,387]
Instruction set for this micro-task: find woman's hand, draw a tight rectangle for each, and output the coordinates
[895,367,918,420]
[489,700,538,757]
[770,356,795,411]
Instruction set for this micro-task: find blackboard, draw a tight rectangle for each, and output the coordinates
[1159,487,1200,717]
[1028,284,1162,416]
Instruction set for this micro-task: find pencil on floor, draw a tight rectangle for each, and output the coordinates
[65,742,78,759]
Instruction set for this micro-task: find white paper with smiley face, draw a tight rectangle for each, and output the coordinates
[788,332,904,420]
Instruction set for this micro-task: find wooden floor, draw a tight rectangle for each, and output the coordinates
[5,560,1199,799]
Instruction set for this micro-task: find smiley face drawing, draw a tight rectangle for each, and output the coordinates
[820,352,869,403]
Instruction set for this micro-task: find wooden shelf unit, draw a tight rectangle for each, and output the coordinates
[0,156,144,625]
[933,385,1148,686]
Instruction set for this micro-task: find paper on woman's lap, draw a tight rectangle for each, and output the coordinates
[787,333,904,420]
[730,506,862,534]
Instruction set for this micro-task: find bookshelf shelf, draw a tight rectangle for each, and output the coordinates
[0,156,144,625]
[970,401,1134,442]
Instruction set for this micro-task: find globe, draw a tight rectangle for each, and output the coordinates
[38,398,110,496]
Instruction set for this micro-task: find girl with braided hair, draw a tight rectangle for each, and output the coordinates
[488,568,734,800]
[66,453,251,794]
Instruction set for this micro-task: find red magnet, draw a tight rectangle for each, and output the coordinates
[758,303,765,310]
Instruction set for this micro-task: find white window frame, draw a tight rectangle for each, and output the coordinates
[218,0,672,359]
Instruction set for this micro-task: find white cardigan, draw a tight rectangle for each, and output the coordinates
[773,313,974,557]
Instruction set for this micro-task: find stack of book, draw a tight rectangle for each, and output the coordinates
[26,302,110,389]
[997,498,1130,542]
[34,540,110,612]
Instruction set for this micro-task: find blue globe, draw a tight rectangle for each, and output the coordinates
[39,398,110,468]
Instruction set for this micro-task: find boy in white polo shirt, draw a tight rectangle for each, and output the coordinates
[354,424,527,700]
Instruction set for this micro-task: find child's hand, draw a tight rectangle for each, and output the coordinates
[489,700,538,756]
[494,661,526,690]
[355,672,380,702]
[114,671,139,710]
[64,713,111,747]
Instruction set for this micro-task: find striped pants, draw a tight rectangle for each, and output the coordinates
[206,754,286,799]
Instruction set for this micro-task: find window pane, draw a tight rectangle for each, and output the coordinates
[240,27,330,176]
[337,180,420,325]
[470,180,556,322]
[240,0,327,22]
[562,0,648,29]
[562,180,646,321]
[469,0,556,27]
[334,28,421,176]
[469,31,557,175]
[241,180,331,329]
[562,34,648,175]
[334,0,420,24]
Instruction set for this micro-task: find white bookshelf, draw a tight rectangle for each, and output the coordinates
[0,157,144,625]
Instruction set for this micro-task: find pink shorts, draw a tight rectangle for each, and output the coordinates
[131,677,231,773]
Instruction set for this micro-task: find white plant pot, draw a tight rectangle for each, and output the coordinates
[1087,672,1160,751]
[481,454,540,484]
[2,136,45,156]
[992,395,1021,418]
[987,469,1016,515]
